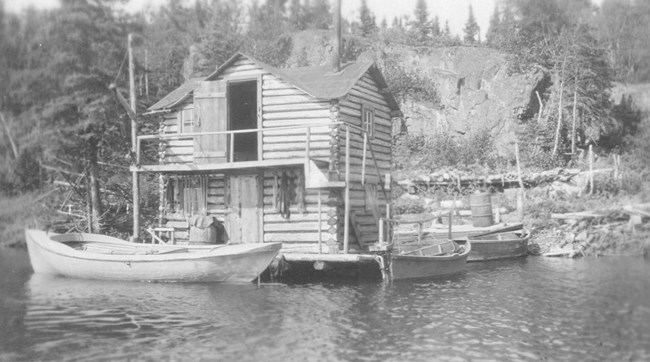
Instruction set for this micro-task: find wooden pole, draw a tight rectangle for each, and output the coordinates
[589,144,594,195]
[332,0,341,72]
[343,126,350,254]
[361,132,367,185]
[144,49,149,96]
[318,188,322,254]
[515,142,524,222]
[305,127,311,180]
[128,33,140,241]
[447,210,453,240]
[0,112,19,160]
[571,86,577,155]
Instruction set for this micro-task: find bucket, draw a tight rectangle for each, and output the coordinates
[469,193,493,227]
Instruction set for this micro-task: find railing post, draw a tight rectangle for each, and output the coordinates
[305,127,311,181]
[229,133,235,163]
[361,132,367,185]
[318,188,322,254]
[344,126,350,254]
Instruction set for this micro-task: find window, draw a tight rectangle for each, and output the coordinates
[180,107,193,133]
[362,104,374,139]
[167,176,208,215]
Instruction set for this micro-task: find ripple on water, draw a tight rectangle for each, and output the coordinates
[1,253,650,361]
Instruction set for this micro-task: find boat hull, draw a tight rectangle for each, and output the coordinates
[390,241,470,280]
[25,229,281,283]
[465,230,530,262]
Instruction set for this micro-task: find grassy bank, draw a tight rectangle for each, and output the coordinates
[0,190,59,247]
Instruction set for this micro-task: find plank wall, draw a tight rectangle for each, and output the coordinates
[164,175,226,242]
[160,103,194,165]
[337,72,393,246]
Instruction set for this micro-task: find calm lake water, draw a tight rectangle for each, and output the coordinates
[1,246,649,361]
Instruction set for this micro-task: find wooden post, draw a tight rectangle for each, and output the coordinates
[305,127,311,180]
[385,203,390,243]
[361,132,367,185]
[332,0,341,72]
[0,112,19,160]
[571,86,577,155]
[515,142,525,222]
[589,144,594,195]
[343,126,350,254]
[318,188,322,254]
[144,49,149,96]
[229,133,234,162]
[447,210,453,240]
[128,33,140,241]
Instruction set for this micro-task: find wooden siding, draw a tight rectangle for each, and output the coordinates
[156,57,397,251]
[160,103,194,165]
[261,169,337,244]
[164,175,226,242]
[337,72,393,246]
[261,74,332,161]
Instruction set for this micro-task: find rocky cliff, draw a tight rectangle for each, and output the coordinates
[286,31,545,158]
[396,47,544,157]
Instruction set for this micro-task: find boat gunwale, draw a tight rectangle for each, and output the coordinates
[392,240,472,261]
[26,229,282,263]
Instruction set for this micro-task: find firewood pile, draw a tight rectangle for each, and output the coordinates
[399,168,584,193]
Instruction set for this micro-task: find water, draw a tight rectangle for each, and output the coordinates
[1,247,650,361]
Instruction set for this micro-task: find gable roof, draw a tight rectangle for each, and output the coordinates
[147,53,401,116]
[147,77,203,112]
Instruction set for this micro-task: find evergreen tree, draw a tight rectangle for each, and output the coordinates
[463,4,480,43]
[289,0,306,30]
[380,17,388,30]
[486,4,500,45]
[444,19,451,37]
[359,0,377,37]
[413,0,429,42]
[305,0,331,30]
[431,15,441,37]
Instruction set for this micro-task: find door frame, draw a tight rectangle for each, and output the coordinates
[226,172,263,243]
[224,74,263,162]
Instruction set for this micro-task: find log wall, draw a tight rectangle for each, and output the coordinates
[157,57,395,250]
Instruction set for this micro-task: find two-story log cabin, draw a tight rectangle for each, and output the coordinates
[137,53,401,275]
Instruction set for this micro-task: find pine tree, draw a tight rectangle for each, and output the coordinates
[486,4,500,45]
[463,4,480,43]
[444,19,451,37]
[431,15,441,37]
[413,0,429,42]
[359,0,377,37]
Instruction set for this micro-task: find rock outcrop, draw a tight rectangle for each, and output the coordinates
[398,47,544,157]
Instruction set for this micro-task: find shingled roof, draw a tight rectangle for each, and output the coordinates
[147,53,401,116]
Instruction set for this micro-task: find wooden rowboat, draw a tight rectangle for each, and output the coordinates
[390,239,471,280]
[25,229,281,283]
[460,229,530,262]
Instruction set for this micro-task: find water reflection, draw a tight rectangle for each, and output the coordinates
[1,247,649,361]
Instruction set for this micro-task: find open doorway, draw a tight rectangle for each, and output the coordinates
[228,80,258,161]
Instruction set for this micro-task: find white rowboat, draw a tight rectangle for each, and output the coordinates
[25,229,281,283]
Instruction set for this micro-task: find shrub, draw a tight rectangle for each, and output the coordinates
[393,130,501,175]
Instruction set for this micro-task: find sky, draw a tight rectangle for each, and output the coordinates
[4,0,496,38]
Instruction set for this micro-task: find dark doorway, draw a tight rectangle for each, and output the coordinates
[228,80,258,161]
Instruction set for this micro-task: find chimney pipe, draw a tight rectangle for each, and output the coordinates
[332,0,341,72]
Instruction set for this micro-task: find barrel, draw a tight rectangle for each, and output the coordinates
[469,193,493,227]
[189,215,219,245]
